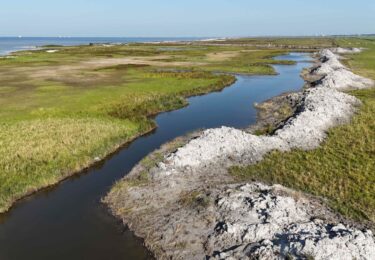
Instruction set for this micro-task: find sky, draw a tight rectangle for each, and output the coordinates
[1,0,374,37]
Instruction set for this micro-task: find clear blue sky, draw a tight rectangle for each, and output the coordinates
[1,0,374,37]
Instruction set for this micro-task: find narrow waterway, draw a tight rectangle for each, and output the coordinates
[0,53,312,260]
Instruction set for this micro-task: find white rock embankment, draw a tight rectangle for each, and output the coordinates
[153,49,374,258]
[208,183,375,259]
[107,48,374,259]
[156,49,373,175]
[332,47,362,54]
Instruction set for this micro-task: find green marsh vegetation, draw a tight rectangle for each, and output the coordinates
[0,41,297,212]
[231,37,375,223]
[206,37,337,49]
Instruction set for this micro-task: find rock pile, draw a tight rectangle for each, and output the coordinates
[106,48,374,259]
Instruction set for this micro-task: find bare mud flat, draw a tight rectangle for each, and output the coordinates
[105,49,375,259]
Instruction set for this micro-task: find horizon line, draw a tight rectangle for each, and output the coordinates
[0,34,374,39]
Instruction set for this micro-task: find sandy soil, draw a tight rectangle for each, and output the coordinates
[205,51,253,62]
[3,54,207,86]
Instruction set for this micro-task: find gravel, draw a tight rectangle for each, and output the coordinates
[208,183,375,260]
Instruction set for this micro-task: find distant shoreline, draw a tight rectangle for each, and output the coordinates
[0,36,215,56]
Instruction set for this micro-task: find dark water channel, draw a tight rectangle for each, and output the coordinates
[0,53,312,260]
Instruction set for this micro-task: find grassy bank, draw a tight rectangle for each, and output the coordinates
[0,41,296,212]
[231,38,375,222]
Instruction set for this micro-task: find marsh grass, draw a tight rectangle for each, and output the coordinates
[125,171,150,187]
[0,72,232,212]
[231,39,375,222]
[0,117,141,212]
[213,37,337,48]
[200,49,295,74]
[0,39,320,212]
